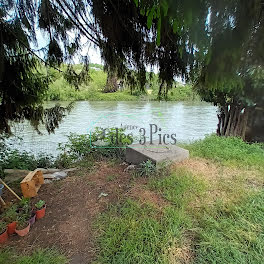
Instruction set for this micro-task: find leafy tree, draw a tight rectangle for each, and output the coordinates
[0,0,263,140]
[0,0,89,134]
[195,0,264,140]
[103,72,119,93]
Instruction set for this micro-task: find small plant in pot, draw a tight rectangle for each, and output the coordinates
[35,200,46,220]
[15,215,30,237]
[0,221,8,243]
[17,198,31,214]
[4,205,18,235]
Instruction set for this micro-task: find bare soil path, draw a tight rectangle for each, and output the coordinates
[4,161,133,263]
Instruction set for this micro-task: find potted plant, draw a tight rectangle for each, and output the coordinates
[4,205,17,235]
[15,215,30,237]
[17,198,31,214]
[35,200,46,220]
[0,221,8,243]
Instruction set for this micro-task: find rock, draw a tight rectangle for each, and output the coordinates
[98,192,108,199]
[63,168,77,172]
[4,169,30,183]
[44,179,53,184]
[53,171,68,180]
[93,140,109,147]
[45,168,61,173]
[36,168,48,173]
[43,170,72,181]
[43,174,56,179]
[124,165,136,172]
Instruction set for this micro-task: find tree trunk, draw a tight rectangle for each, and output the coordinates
[217,104,250,140]
[103,72,118,93]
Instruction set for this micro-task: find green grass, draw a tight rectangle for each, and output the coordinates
[46,76,138,101]
[196,190,264,264]
[0,249,68,264]
[149,168,206,208]
[184,134,264,168]
[107,174,117,181]
[95,200,192,264]
[45,77,197,102]
[95,136,264,263]
[95,168,204,264]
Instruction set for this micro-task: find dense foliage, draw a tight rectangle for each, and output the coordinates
[0,0,263,138]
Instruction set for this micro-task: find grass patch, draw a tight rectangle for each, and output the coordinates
[185,134,264,168]
[149,168,206,208]
[151,84,200,101]
[107,174,117,182]
[95,200,192,264]
[0,249,68,264]
[196,190,264,264]
[95,136,264,263]
[95,169,202,263]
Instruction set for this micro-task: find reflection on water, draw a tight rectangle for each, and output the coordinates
[9,101,218,155]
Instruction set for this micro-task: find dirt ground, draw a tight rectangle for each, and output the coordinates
[1,160,166,264]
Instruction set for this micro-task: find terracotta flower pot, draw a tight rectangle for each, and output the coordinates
[15,223,30,237]
[0,229,8,243]
[36,205,46,220]
[7,221,17,235]
[29,213,36,226]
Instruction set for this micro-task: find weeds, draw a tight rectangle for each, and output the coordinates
[136,160,156,177]
[0,147,55,177]
[58,127,133,164]
[1,127,133,173]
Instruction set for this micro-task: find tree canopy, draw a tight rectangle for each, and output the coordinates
[0,0,263,137]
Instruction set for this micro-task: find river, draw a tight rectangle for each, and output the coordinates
[8,101,218,155]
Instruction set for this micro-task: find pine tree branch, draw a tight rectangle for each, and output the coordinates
[0,18,77,78]
[54,0,100,47]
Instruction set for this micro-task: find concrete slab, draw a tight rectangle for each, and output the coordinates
[125,141,189,165]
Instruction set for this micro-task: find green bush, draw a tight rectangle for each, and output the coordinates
[0,137,55,175]
[57,127,134,163]
[44,64,198,102]
[1,149,55,171]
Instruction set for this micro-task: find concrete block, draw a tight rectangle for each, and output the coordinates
[125,141,189,166]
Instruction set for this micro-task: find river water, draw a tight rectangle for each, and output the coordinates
[8,101,218,155]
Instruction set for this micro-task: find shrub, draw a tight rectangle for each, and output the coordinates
[58,127,134,162]
[0,136,55,175]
